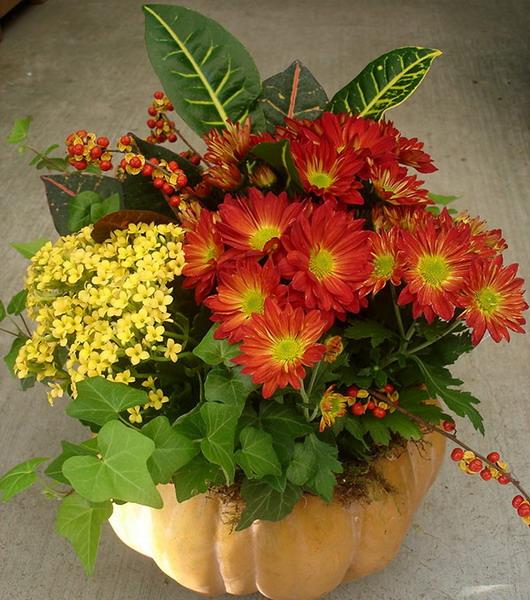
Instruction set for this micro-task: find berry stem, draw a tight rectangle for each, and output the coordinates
[173,128,211,167]
[369,388,530,503]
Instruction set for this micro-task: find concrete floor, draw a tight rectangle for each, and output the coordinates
[0,1,529,599]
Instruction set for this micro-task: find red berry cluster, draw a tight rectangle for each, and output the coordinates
[450,448,511,484]
[178,149,202,166]
[347,384,397,419]
[139,158,188,207]
[65,131,112,171]
[146,91,177,144]
[512,495,530,527]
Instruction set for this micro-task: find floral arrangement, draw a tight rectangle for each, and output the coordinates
[1,3,528,579]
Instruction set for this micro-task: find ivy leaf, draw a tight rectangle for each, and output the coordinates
[11,238,49,259]
[236,479,302,531]
[329,47,442,120]
[173,405,205,440]
[302,434,342,502]
[193,325,240,366]
[362,415,392,446]
[56,492,113,575]
[63,420,162,508]
[45,439,99,485]
[410,357,484,433]
[7,290,27,315]
[68,191,120,233]
[143,4,261,135]
[344,319,395,347]
[251,140,303,193]
[204,366,253,408]
[199,402,241,483]
[6,116,32,144]
[259,61,328,129]
[0,457,48,501]
[285,440,316,486]
[142,416,198,484]
[65,376,148,426]
[172,455,224,502]
[235,426,281,479]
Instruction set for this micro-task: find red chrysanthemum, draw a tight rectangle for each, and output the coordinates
[204,117,251,165]
[381,120,436,173]
[371,204,431,233]
[361,227,403,296]
[454,211,507,258]
[459,257,527,345]
[182,209,224,303]
[233,299,326,398]
[398,217,472,322]
[371,163,431,207]
[204,259,284,343]
[217,188,303,256]
[280,202,372,317]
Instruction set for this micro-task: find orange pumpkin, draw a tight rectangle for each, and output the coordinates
[110,432,445,600]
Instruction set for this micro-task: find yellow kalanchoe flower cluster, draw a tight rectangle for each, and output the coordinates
[15,222,186,412]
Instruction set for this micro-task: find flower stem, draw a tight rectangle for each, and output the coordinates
[405,320,462,356]
[391,286,405,338]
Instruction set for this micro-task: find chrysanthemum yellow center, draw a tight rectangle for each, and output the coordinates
[204,244,218,261]
[417,254,450,287]
[373,254,394,278]
[475,286,501,315]
[249,226,281,250]
[309,248,334,280]
[272,337,304,363]
[307,170,334,189]
[241,288,265,316]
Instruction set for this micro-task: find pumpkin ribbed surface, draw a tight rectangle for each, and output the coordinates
[109,433,445,600]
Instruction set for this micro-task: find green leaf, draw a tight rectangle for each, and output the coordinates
[236,479,302,531]
[199,402,241,483]
[143,4,261,135]
[68,190,120,233]
[259,61,328,129]
[426,332,473,366]
[45,439,99,485]
[251,140,302,193]
[344,416,369,448]
[384,412,422,440]
[302,434,342,502]
[428,193,458,206]
[7,290,27,315]
[142,416,198,484]
[172,455,224,502]
[285,441,316,486]
[410,356,484,434]
[0,457,47,501]
[0,300,5,322]
[6,116,32,144]
[63,420,162,508]
[397,387,447,425]
[235,426,281,479]
[362,415,392,446]
[11,238,49,259]
[3,335,28,377]
[344,319,395,347]
[193,325,240,366]
[56,493,112,576]
[173,405,205,440]
[204,366,253,407]
[65,376,148,426]
[328,47,442,120]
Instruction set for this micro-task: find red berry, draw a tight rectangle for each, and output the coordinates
[167,103,174,111]
[90,146,102,159]
[146,135,156,144]
[156,119,165,129]
[480,468,492,481]
[67,145,76,156]
[512,495,525,509]
[120,135,131,146]
[451,448,464,461]
[366,400,376,411]
[100,160,112,171]
[96,136,109,148]
[120,159,127,169]
[157,134,167,143]
[373,407,387,419]
[148,107,158,117]
[147,119,156,129]
[383,383,394,393]
[351,403,364,416]
[176,173,188,187]
[168,195,181,207]
[152,177,164,189]
[487,452,500,464]
[76,129,87,138]
[168,161,178,172]
[129,156,142,169]
[141,164,153,177]
[191,154,201,165]
[168,133,177,143]
[517,503,530,518]
[468,459,483,473]
[150,158,160,166]
[442,420,456,432]
[162,182,174,195]
[154,90,164,99]
[498,474,510,485]
[73,143,84,155]
[72,160,87,170]
[346,386,358,398]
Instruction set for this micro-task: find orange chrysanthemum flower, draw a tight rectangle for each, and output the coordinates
[233,299,326,398]
[204,259,283,343]
[459,257,527,345]
[217,188,303,256]
[361,227,403,296]
[381,120,436,173]
[182,209,224,303]
[371,163,430,207]
[204,117,251,165]
[280,202,372,317]
[398,218,472,322]
[319,385,348,432]
[454,211,507,258]
[291,139,364,204]
[371,204,430,233]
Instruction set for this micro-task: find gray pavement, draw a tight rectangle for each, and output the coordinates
[0,1,529,599]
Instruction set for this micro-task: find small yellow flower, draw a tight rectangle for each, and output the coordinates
[109,369,136,384]
[141,376,157,389]
[47,382,64,406]
[146,389,169,410]
[164,339,182,362]
[125,343,149,366]
[145,324,165,343]
[127,406,143,424]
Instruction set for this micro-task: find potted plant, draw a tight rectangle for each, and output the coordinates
[1,4,528,600]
